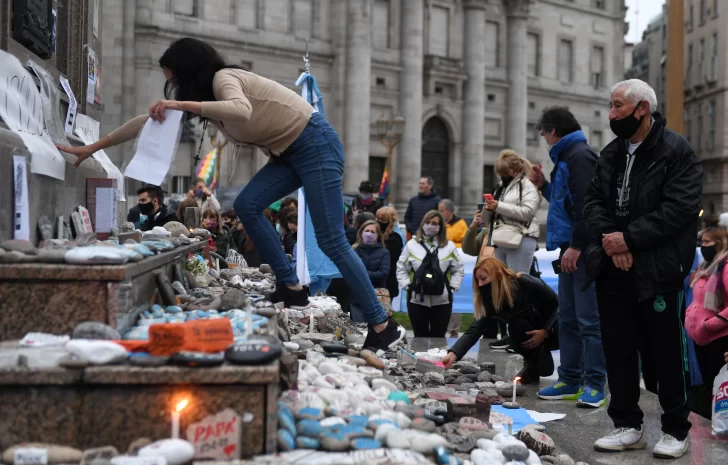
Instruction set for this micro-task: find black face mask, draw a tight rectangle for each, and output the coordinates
[138,202,155,216]
[501,176,514,186]
[610,100,645,140]
[377,221,389,232]
[702,245,718,263]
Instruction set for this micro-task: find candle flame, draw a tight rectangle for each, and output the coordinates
[514,376,521,383]
[176,399,189,412]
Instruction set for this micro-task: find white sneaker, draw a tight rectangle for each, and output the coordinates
[594,427,647,452]
[653,433,689,459]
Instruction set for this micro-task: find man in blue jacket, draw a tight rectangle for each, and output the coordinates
[529,107,607,408]
[404,176,441,240]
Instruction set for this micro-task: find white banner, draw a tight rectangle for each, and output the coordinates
[0,50,65,180]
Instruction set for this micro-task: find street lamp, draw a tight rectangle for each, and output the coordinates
[375,115,405,203]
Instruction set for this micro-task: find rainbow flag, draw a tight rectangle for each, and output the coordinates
[379,167,390,199]
[196,148,217,190]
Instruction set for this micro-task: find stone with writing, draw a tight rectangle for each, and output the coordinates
[186,409,241,461]
[458,417,489,431]
[3,444,83,465]
[516,427,556,457]
[225,336,282,365]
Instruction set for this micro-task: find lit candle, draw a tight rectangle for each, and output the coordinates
[172,399,189,439]
[512,376,520,403]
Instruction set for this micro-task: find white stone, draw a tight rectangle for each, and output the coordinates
[357,366,383,377]
[306,351,326,367]
[313,377,335,389]
[526,450,541,465]
[471,449,493,465]
[311,387,348,405]
[385,430,411,449]
[320,417,347,428]
[324,374,347,388]
[282,342,299,351]
[371,378,398,392]
[374,423,398,442]
[299,392,326,410]
[335,362,357,373]
[318,362,344,375]
[65,247,129,264]
[372,387,391,400]
[138,439,194,465]
[65,340,127,364]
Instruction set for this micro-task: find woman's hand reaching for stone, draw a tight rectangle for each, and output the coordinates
[442,352,457,369]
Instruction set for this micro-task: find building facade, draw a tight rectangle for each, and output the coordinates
[102,0,626,212]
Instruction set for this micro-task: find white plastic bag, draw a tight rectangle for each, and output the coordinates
[712,364,728,435]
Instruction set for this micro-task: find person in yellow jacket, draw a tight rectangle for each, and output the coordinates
[439,199,468,248]
[439,199,469,337]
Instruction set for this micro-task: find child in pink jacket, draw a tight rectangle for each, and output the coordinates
[686,227,728,388]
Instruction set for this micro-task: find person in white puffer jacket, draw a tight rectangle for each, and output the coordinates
[397,210,465,337]
[483,149,541,274]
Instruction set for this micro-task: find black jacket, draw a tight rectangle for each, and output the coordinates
[405,191,441,234]
[354,243,391,289]
[383,233,404,298]
[353,196,385,216]
[449,275,558,359]
[583,114,703,300]
[139,204,178,232]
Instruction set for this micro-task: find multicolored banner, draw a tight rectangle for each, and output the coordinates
[379,167,390,199]
[195,148,217,190]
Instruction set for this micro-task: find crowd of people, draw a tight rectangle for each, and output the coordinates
[57,34,717,460]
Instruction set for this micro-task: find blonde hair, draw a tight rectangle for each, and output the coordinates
[376,206,399,240]
[416,210,448,246]
[353,220,384,249]
[496,149,534,179]
[472,257,522,319]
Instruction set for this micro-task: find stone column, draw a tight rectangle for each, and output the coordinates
[396,0,425,209]
[505,0,531,157]
[461,0,487,210]
[330,0,347,137]
[343,0,372,192]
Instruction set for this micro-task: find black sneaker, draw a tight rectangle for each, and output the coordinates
[489,336,511,350]
[363,318,407,352]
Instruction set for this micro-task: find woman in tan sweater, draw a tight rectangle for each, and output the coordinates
[57,38,405,351]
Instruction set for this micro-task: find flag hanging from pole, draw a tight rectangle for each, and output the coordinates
[195,148,217,190]
[378,167,390,200]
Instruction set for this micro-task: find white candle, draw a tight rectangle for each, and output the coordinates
[172,411,180,439]
[309,315,315,332]
[508,423,513,436]
[512,377,520,403]
[246,308,254,339]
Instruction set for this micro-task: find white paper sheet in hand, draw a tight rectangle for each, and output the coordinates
[124,110,183,185]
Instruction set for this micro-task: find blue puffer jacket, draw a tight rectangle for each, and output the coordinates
[355,243,391,288]
[541,130,599,251]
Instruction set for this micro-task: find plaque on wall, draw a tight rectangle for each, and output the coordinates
[12,0,54,59]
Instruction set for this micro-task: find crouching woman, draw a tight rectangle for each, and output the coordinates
[442,257,557,384]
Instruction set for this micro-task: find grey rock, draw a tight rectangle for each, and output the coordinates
[259,264,273,274]
[296,339,315,350]
[38,216,54,241]
[321,435,350,452]
[453,376,473,385]
[221,288,249,310]
[424,372,445,387]
[456,364,480,375]
[540,456,556,464]
[59,355,89,368]
[467,429,499,440]
[0,251,21,264]
[185,271,200,289]
[37,248,69,263]
[502,402,521,409]
[171,281,187,295]
[129,355,170,367]
[1,239,37,254]
[344,334,366,346]
[163,221,189,238]
[292,332,336,344]
[477,372,493,382]
[496,383,526,397]
[72,322,121,341]
[443,434,476,454]
[410,418,437,433]
[119,222,136,233]
[220,268,243,281]
[502,444,530,462]
[554,454,575,465]
[478,361,496,374]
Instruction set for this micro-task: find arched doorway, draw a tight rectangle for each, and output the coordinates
[421,117,450,199]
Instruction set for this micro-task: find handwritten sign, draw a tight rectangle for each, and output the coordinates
[186,409,241,460]
[0,50,65,180]
[14,448,48,465]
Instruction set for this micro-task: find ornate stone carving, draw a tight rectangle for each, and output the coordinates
[504,0,533,18]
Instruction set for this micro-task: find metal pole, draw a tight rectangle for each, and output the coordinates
[666,0,684,134]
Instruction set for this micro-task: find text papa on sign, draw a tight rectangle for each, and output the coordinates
[192,416,236,442]
[1,73,46,136]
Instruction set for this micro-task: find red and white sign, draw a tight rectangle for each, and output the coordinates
[186,408,241,460]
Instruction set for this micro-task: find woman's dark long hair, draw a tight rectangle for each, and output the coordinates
[159,38,240,103]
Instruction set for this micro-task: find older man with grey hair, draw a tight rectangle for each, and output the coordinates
[584,79,703,458]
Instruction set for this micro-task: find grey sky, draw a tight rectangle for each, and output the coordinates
[624,0,666,44]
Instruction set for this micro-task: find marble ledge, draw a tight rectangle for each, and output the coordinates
[0,242,204,282]
[0,363,279,386]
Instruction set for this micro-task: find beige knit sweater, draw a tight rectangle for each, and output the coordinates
[107,69,313,155]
